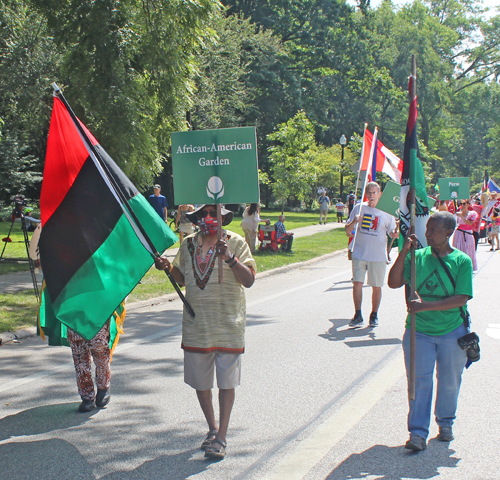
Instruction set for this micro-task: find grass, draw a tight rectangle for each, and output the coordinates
[0,213,348,333]
[0,220,33,274]
[0,290,40,333]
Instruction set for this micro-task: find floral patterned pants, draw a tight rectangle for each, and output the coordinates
[67,321,111,401]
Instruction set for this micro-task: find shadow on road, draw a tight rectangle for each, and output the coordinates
[0,402,96,442]
[325,442,460,479]
[319,319,402,347]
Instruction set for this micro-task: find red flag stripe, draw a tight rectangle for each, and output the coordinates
[40,98,98,224]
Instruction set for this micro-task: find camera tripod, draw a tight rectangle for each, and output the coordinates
[0,209,40,300]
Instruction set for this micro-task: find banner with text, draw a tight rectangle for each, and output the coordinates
[171,127,259,205]
[437,177,470,201]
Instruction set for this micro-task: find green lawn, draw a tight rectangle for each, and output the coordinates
[0,220,34,274]
[0,213,348,333]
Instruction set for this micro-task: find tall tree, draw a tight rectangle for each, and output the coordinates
[268,110,318,212]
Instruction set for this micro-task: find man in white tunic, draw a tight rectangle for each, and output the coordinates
[155,204,256,459]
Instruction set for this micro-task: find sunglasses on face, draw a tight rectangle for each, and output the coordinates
[459,202,468,206]
[198,210,217,218]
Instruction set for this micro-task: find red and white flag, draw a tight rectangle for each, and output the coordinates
[360,129,403,183]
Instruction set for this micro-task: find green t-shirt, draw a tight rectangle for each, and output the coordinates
[404,247,473,336]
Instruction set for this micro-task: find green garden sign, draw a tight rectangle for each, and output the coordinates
[438,177,470,201]
[171,127,259,205]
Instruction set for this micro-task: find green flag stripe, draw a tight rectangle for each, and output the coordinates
[49,195,177,340]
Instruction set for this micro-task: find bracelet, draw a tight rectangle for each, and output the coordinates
[225,253,235,264]
[228,257,238,268]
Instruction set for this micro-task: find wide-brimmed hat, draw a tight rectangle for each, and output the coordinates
[186,204,234,226]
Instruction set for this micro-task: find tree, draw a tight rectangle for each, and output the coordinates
[29,0,222,188]
[268,111,318,213]
[0,1,58,203]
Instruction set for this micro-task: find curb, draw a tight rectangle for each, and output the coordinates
[0,248,348,346]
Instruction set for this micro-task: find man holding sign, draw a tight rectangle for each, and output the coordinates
[155,205,256,459]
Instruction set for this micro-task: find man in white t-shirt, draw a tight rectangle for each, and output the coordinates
[344,182,398,328]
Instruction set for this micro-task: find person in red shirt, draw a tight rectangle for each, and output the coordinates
[469,196,483,250]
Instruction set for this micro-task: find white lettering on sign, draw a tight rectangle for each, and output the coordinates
[210,142,252,152]
[176,142,253,154]
[449,182,459,187]
[176,144,208,154]
[199,157,230,166]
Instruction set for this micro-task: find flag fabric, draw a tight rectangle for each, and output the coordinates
[488,178,500,193]
[38,95,178,346]
[482,171,489,192]
[399,78,429,249]
[360,129,403,183]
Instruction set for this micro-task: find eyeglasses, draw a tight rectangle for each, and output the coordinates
[198,210,217,218]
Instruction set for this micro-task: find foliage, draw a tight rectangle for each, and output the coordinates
[268,111,318,212]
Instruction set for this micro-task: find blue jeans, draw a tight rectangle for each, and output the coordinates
[403,324,467,439]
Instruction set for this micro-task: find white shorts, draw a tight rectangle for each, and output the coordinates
[352,258,387,287]
[184,351,241,390]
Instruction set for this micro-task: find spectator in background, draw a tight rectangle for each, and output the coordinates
[176,204,195,243]
[346,191,356,216]
[275,215,294,252]
[318,190,331,225]
[335,198,346,223]
[148,184,168,221]
[240,203,270,253]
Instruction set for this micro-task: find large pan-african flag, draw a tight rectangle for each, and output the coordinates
[38,93,177,345]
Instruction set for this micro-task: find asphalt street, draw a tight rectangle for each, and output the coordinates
[1,238,499,480]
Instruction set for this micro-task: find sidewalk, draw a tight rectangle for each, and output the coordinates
[0,220,347,344]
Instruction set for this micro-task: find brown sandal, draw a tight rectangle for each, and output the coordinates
[201,429,218,450]
[204,438,227,459]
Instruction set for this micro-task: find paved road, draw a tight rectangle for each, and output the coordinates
[1,238,498,480]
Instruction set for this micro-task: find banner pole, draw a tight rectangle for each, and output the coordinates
[409,55,417,401]
[217,204,223,284]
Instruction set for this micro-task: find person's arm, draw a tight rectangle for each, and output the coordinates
[163,205,168,222]
[216,239,255,288]
[407,292,469,313]
[154,256,185,286]
[388,234,414,288]
[457,210,475,226]
[345,215,360,235]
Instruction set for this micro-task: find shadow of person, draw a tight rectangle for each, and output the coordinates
[0,402,96,442]
[325,442,460,480]
[0,438,96,480]
[319,319,402,348]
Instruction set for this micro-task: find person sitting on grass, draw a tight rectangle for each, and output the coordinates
[275,215,294,253]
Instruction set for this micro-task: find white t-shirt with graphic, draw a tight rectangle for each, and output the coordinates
[348,203,396,263]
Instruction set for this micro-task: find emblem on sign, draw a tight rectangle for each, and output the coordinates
[207,176,224,200]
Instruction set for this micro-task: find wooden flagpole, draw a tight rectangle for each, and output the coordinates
[217,204,223,284]
[409,55,417,401]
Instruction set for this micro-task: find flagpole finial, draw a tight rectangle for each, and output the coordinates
[51,83,61,96]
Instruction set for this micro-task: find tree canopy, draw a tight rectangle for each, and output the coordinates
[1,0,500,207]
